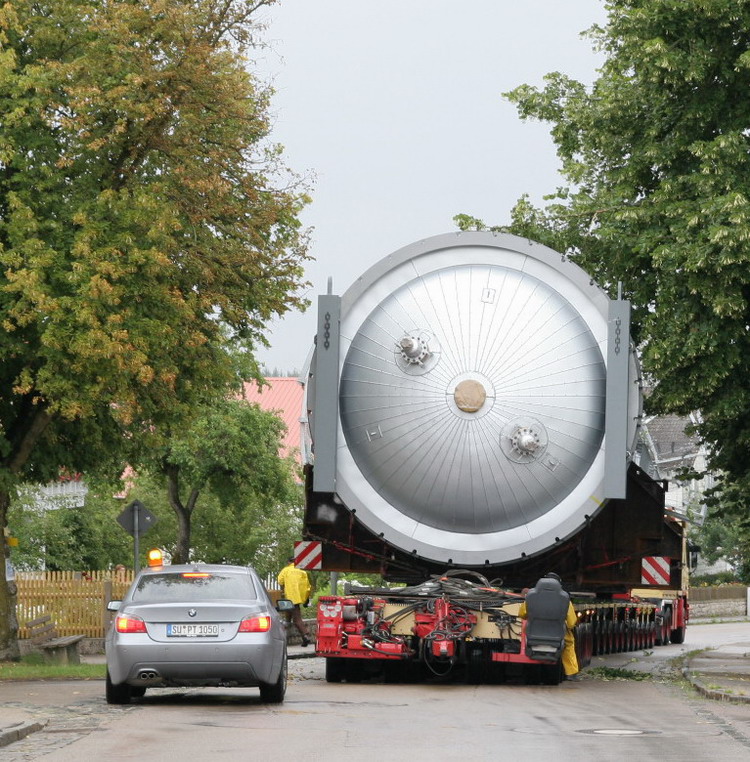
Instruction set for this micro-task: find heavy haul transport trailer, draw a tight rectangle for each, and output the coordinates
[315,574,687,685]
[300,232,689,681]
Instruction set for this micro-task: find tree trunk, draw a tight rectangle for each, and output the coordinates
[0,490,20,661]
[174,502,191,565]
[166,465,199,565]
[0,407,51,660]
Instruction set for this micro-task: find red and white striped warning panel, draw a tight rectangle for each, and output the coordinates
[294,541,323,570]
[641,556,671,586]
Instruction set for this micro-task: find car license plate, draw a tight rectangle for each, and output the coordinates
[167,624,219,637]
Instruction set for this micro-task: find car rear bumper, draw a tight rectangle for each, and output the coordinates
[124,660,260,687]
[107,640,283,686]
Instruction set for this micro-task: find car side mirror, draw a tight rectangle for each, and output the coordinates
[107,600,122,612]
[276,598,294,612]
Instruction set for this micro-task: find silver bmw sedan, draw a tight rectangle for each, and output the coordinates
[105,562,292,704]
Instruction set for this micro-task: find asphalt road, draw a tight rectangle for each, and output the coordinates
[1,621,749,762]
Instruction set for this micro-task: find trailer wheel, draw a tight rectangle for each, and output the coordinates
[524,665,541,685]
[670,626,685,645]
[592,621,601,656]
[576,623,592,668]
[465,648,484,685]
[540,662,563,685]
[615,622,625,654]
[325,657,346,683]
[656,609,671,645]
[383,661,408,684]
[344,659,365,683]
[655,620,665,645]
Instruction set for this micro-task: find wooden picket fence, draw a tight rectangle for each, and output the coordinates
[689,585,747,601]
[16,570,134,639]
[15,570,283,639]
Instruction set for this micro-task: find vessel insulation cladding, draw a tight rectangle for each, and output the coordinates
[305,232,641,566]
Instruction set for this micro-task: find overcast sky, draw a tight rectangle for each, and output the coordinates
[255,0,608,374]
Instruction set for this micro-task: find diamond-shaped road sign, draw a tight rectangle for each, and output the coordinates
[116,500,158,538]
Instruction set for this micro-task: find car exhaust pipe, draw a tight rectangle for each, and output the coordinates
[137,669,159,680]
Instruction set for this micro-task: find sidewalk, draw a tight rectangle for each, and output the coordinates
[603,617,750,704]
[682,642,750,703]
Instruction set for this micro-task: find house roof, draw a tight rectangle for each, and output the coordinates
[242,377,304,461]
[644,414,700,469]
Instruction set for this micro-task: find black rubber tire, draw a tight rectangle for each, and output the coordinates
[580,623,593,667]
[670,626,686,645]
[106,671,131,705]
[592,621,602,656]
[655,620,666,646]
[540,662,564,685]
[130,686,147,698]
[605,622,614,655]
[325,657,346,683]
[524,665,543,685]
[383,661,405,684]
[344,659,365,683]
[465,648,484,685]
[656,608,672,645]
[259,653,287,703]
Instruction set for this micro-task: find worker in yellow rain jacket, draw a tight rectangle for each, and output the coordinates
[277,558,312,647]
[518,572,581,681]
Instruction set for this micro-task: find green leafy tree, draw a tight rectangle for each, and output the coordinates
[8,479,133,571]
[8,455,301,581]
[458,0,750,568]
[692,483,750,583]
[139,397,302,568]
[0,0,309,659]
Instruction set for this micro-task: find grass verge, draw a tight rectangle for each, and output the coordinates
[587,666,654,681]
[0,652,105,681]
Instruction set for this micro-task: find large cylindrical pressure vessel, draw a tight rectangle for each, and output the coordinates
[308,232,641,567]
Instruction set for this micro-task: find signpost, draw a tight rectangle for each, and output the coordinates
[116,500,158,571]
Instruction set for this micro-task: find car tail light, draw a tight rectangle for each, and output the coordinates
[116,615,147,633]
[239,615,271,632]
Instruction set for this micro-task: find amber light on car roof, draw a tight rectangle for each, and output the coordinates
[182,572,212,578]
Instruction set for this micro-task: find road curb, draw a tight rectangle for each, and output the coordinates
[682,666,750,705]
[0,719,48,748]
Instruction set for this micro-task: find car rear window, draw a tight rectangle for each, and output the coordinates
[132,572,257,602]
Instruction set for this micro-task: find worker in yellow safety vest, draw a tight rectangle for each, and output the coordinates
[277,558,312,647]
